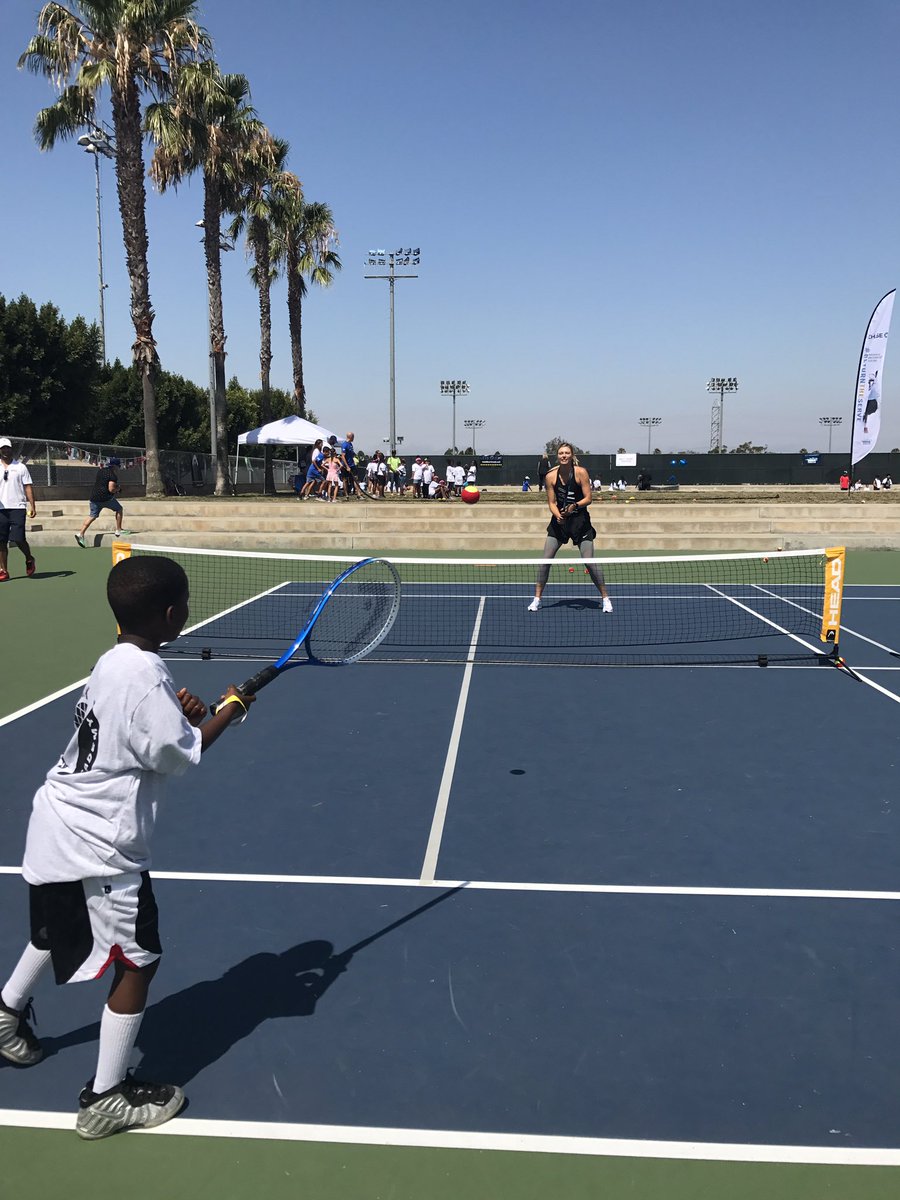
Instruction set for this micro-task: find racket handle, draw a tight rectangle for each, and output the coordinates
[210,664,281,715]
[236,665,281,696]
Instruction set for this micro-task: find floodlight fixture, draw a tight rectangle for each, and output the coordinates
[818,415,843,454]
[365,244,421,454]
[79,128,116,364]
[706,376,739,451]
[638,416,662,453]
[440,380,470,451]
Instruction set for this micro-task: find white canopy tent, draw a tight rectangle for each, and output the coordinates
[235,414,338,489]
[237,414,337,447]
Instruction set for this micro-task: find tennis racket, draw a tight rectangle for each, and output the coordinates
[211,557,401,709]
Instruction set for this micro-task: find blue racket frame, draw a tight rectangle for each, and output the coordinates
[212,556,402,707]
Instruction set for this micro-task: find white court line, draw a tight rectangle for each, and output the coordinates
[702,584,826,658]
[0,677,89,728]
[175,579,293,639]
[747,584,900,705]
[751,583,900,659]
[0,1109,898,1164]
[3,864,898,900]
[419,597,486,883]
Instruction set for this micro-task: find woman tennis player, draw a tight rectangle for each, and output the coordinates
[527,443,613,613]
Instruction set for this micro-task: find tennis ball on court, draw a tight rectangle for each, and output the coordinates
[763,557,768,563]
[568,566,575,573]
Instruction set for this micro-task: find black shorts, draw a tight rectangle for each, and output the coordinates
[0,508,26,545]
[29,871,162,984]
[547,509,596,546]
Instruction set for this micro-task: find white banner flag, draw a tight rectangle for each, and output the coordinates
[851,289,895,466]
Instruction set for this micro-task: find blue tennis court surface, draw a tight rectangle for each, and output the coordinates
[2,583,900,1158]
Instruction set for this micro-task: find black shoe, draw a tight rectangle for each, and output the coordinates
[0,997,43,1066]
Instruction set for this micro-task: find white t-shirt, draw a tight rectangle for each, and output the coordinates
[23,643,202,884]
[467,466,476,484]
[0,461,33,509]
[411,462,424,482]
[422,464,434,485]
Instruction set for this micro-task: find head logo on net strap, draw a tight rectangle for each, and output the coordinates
[821,547,845,645]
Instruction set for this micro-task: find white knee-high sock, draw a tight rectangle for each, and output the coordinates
[92,1006,145,1094]
[1,943,52,1012]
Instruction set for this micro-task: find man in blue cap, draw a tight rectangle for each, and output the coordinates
[76,456,132,547]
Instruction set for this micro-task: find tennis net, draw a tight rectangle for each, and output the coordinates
[116,544,846,667]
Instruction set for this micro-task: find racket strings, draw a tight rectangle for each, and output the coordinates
[308,562,400,663]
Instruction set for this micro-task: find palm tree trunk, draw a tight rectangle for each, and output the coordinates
[110,78,163,497]
[203,176,231,495]
[286,245,305,418]
[253,219,275,494]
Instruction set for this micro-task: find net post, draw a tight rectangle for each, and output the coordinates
[111,540,132,567]
[110,542,133,637]
[820,546,846,656]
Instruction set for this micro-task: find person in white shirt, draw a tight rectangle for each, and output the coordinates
[411,457,424,498]
[0,436,36,581]
[0,554,255,1139]
[466,463,477,486]
[421,459,434,498]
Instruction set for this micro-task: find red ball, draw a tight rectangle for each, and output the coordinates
[461,486,480,505]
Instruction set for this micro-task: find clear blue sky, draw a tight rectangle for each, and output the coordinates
[3,0,900,459]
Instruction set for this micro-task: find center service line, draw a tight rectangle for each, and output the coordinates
[419,596,486,883]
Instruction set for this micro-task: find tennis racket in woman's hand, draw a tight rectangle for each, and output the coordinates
[211,557,402,709]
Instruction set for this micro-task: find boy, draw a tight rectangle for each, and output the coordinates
[0,555,254,1139]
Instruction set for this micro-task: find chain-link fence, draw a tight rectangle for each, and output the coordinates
[6,437,300,494]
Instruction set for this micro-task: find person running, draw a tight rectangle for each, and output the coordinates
[299,440,325,499]
[528,442,612,613]
[0,436,37,581]
[0,555,255,1138]
[76,457,131,547]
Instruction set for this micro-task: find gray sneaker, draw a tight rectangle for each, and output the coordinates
[0,997,43,1066]
[75,534,86,548]
[75,1076,185,1140]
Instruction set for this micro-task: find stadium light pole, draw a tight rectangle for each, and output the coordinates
[638,416,662,454]
[440,380,469,452]
[706,377,739,451]
[464,418,485,457]
[819,416,843,454]
[77,129,116,364]
[196,221,235,482]
[366,248,420,455]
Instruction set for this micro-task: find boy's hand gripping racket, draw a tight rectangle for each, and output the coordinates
[211,557,401,710]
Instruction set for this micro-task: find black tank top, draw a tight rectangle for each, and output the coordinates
[554,468,583,513]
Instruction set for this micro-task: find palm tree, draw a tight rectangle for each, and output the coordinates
[271,194,341,418]
[146,60,268,495]
[18,0,210,497]
[228,134,290,494]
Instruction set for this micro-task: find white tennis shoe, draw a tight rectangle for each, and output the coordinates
[527,598,541,612]
[602,597,613,613]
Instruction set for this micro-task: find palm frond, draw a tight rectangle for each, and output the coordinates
[33,84,96,148]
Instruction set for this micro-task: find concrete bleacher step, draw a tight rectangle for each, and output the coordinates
[24,498,900,552]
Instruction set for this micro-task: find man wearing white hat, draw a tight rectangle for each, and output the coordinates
[0,437,36,581]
